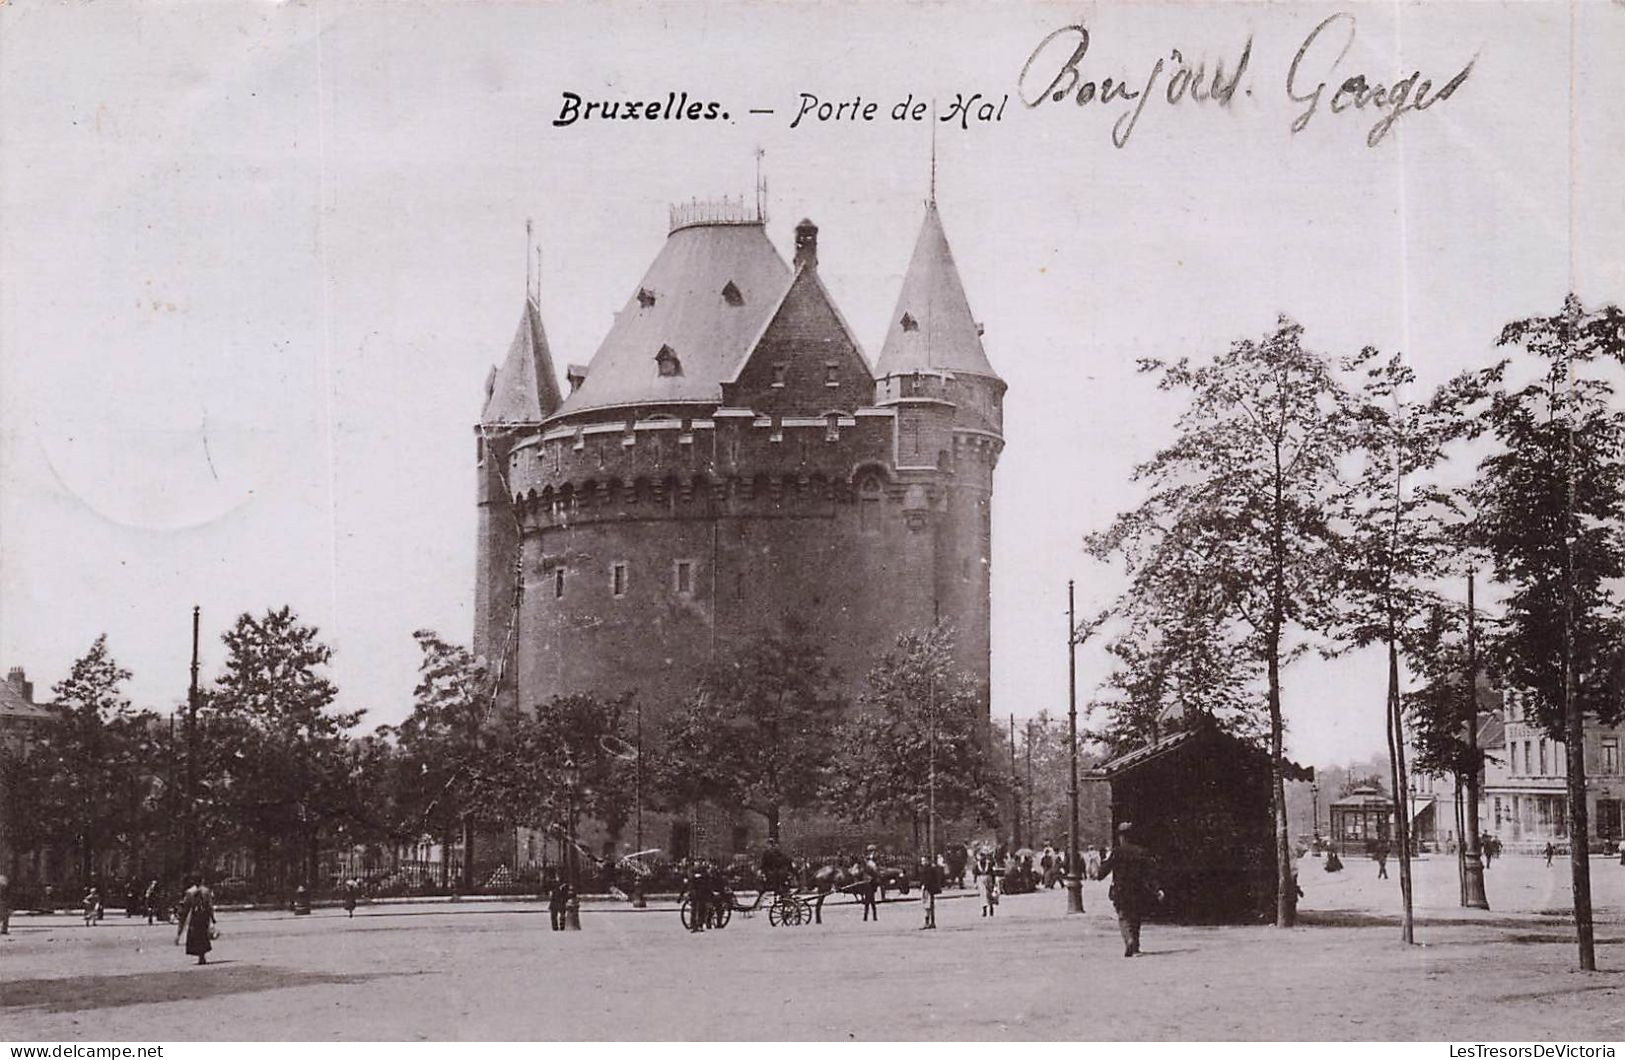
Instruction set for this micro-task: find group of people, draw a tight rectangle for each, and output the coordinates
[72,877,171,926]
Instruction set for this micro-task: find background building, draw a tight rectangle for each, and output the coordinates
[1408,688,1623,853]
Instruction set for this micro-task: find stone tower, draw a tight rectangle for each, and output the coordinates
[474,294,563,716]
[473,195,1003,782]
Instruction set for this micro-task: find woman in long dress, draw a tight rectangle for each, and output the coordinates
[176,875,216,965]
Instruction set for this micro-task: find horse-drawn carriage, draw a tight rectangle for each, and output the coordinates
[678,884,812,930]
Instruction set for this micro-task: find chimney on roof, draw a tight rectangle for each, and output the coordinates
[6,666,32,702]
[794,218,818,270]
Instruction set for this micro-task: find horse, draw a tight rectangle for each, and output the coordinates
[808,863,911,924]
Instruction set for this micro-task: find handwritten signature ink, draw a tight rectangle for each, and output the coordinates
[1020,25,1253,149]
[1287,13,1475,146]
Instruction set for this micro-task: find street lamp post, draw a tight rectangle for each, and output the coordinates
[1311,781,1321,844]
[1065,581,1108,915]
[564,755,582,930]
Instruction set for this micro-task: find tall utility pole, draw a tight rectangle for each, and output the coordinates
[1009,714,1020,849]
[1065,582,1107,915]
[1065,581,1084,913]
[1024,721,1034,843]
[635,699,644,854]
[183,605,200,873]
[1462,571,1490,909]
[927,674,937,862]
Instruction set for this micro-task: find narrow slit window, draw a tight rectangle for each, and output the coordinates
[825,363,839,387]
[675,560,693,595]
[721,281,744,306]
[611,562,628,598]
[771,363,787,388]
[554,568,565,599]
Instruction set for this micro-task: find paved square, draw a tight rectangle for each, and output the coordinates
[4,856,1624,1040]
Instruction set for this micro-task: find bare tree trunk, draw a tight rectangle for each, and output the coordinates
[1566,704,1596,970]
[767,804,781,844]
[461,816,475,892]
[1268,634,1294,928]
[1384,637,1415,944]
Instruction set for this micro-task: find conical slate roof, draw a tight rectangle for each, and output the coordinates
[554,221,791,417]
[876,203,1000,380]
[481,296,563,424]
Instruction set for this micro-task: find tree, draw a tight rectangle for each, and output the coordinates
[657,623,843,841]
[1471,294,1625,971]
[1013,711,1102,850]
[824,625,998,850]
[1090,590,1262,755]
[1088,317,1356,926]
[500,692,634,874]
[204,607,362,890]
[393,630,493,888]
[1403,604,1495,906]
[1337,349,1496,940]
[36,636,145,883]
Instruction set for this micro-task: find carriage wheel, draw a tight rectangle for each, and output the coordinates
[793,897,812,925]
[768,901,785,927]
[680,896,694,931]
[714,903,732,929]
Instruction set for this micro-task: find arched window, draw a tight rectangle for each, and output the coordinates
[858,476,882,534]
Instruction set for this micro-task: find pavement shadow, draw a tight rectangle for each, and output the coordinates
[2,966,415,1014]
[1301,909,1572,931]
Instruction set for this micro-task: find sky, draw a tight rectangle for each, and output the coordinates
[2,1,1621,769]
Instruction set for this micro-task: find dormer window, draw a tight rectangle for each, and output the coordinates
[900,312,918,333]
[721,281,744,307]
[637,288,657,309]
[656,345,682,377]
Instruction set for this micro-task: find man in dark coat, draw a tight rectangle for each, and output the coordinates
[1099,821,1161,958]
[685,862,710,933]
[759,839,793,896]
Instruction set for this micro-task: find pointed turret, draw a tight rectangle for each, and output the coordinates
[481,296,563,424]
[876,203,1000,382]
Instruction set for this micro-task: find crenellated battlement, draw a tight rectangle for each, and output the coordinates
[502,404,1000,513]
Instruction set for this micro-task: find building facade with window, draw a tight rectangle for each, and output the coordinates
[471,197,1004,857]
[1408,685,1625,853]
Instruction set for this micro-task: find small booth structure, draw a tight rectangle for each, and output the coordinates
[1082,720,1311,924]
[1328,786,1394,855]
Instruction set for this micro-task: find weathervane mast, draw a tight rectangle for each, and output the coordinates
[929,100,938,205]
[755,146,767,222]
[525,218,535,301]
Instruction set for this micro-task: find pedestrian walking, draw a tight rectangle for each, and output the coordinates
[144,880,162,925]
[82,885,103,927]
[0,874,11,935]
[1543,842,1555,867]
[1375,841,1389,879]
[918,857,942,929]
[684,863,708,933]
[548,879,573,931]
[343,879,359,918]
[977,852,999,917]
[1099,822,1162,958]
[1617,838,1625,867]
[175,874,216,966]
